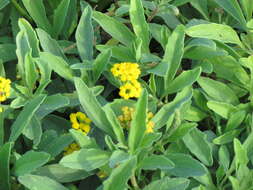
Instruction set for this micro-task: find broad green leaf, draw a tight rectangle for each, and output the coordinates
[167,122,197,142]
[225,110,246,132]
[139,155,174,170]
[109,150,130,168]
[9,95,46,142]
[53,0,70,38]
[70,129,98,149]
[0,44,16,63]
[166,153,206,177]
[143,177,190,190]
[229,176,240,190]
[240,0,253,21]
[76,6,94,61]
[0,142,12,190]
[22,0,52,35]
[103,104,126,145]
[60,148,110,171]
[92,49,111,83]
[198,77,239,105]
[13,151,50,176]
[36,94,70,118]
[93,11,135,46]
[183,106,207,122]
[129,0,150,53]
[186,23,243,47]
[207,101,237,119]
[74,77,114,137]
[213,130,241,145]
[153,87,192,129]
[103,157,137,190]
[234,138,248,167]
[62,0,77,38]
[23,116,42,147]
[24,52,38,93]
[0,0,9,10]
[149,23,170,50]
[213,0,247,29]
[34,164,91,183]
[36,29,67,60]
[190,0,209,20]
[219,145,230,171]
[128,90,147,153]
[39,52,73,81]
[183,128,213,166]
[165,67,201,94]
[18,18,40,57]
[18,175,68,190]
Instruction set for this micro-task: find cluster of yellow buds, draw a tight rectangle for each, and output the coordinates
[111,62,142,100]
[64,143,80,156]
[69,112,92,135]
[117,106,155,133]
[0,77,11,102]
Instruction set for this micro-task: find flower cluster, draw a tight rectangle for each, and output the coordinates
[0,77,11,102]
[64,143,80,156]
[70,112,92,135]
[117,106,155,133]
[111,62,142,99]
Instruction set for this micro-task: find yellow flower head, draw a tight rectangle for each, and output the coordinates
[0,77,11,102]
[119,80,142,100]
[69,112,91,135]
[64,143,80,156]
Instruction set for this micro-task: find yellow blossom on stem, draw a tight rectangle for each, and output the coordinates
[0,77,11,102]
[64,143,80,156]
[69,112,92,135]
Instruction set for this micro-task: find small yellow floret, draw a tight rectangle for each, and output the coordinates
[69,112,91,135]
[0,77,11,102]
[64,143,80,156]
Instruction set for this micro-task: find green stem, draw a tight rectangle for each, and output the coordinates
[131,174,140,190]
[11,0,33,23]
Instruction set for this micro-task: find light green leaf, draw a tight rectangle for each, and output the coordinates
[183,128,213,166]
[13,151,50,176]
[103,157,137,190]
[9,95,46,142]
[0,142,12,190]
[213,130,241,145]
[128,90,147,153]
[18,175,68,190]
[240,0,253,21]
[74,77,114,137]
[39,52,73,81]
[186,23,243,47]
[76,6,94,61]
[234,138,248,167]
[60,148,110,171]
[130,0,150,53]
[24,52,38,93]
[70,129,98,149]
[198,77,239,105]
[207,101,237,119]
[93,11,135,46]
[219,145,230,171]
[139,155,174,170]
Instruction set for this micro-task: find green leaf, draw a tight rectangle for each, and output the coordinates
[129,0,150,53]
[76,6,94,61]
[92,49,111,83]
[74,77,114,137]
[240,0,253,21]
[190,0,209,20]
[183,128,213,166]
[93,11,135,46]
[18,18,40,57]
[60,148,110,171]
[165,67,202,94]
[143,177,189,190]
[128,90,147,153]
[39,52,73,81]
[109,150,130,168]
[207,101,237,119]
[167,122,197,142]
[22,0,52,35]
[9,95,46,142]
[186,23,243,47]
[70,129,98,149]
[213,0,247,29]
[0,142,12,190]
[166,153,207,177]
[225,110,246,132]
[103,104,126,145]
[23,116,42,147]
[34,164,91,183]
[219,145,230,171]
[18,175,68,190]
[213,130,241,145]
[198,77,239,105]
[0,0,9,10]
[234,138,248,167]
[13,151,50,176]
[103,157,137,190]
[53,0,70,38]
[24,52,38,93]
[153,87,192,129]
[139,155,174,170]
[0,44,16,63]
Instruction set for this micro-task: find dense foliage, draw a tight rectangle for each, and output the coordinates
[1,0,253,190]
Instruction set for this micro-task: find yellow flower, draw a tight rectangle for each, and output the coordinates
[0,77,11,102]
[64,143,80,156]
[146,121,155,133]
[69,112,91,135]
[119,81,142,100]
